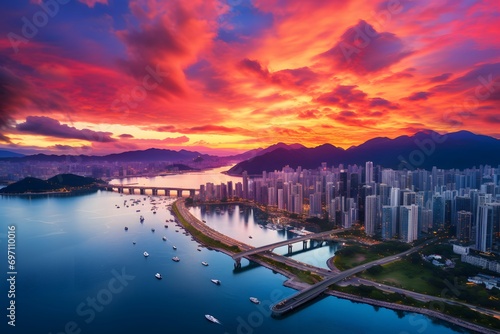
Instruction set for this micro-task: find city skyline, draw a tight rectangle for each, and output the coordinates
[1,0,500,156]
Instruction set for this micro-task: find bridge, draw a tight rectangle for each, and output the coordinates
[231,228,348,267]
[270,239,437,316]
[106,184,198,197]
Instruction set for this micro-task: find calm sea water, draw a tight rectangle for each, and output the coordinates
[0,169,468,334]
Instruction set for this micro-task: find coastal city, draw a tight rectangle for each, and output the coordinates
[2,1,500,333]
[1,154,500,333]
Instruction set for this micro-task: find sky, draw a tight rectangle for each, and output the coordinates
[0,0,499,156]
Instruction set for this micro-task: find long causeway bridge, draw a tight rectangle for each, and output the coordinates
[232,228,349,266]
[107,184,198,197]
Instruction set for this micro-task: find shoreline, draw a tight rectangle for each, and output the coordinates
[172,198,497,334]
[0,187,104,197]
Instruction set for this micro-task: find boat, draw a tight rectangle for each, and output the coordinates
[211,279,221,285]
[162,236,167,241]
[164,224,168,228]
[197,248,202,252]
[201,261,209,266]
[249,297,260,304]
[173,246,177,250]
[124,226,128,231]
[143,251,149,257]
[205,314,220,324]
[151,228,155,232]
[155,273,162,280]
[172,256,180,262]
[140,216,144,223]
[136,209,140,212]
[132,241,136,245]
[248,235,252,239]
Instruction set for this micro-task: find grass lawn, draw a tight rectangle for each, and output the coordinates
[361,260,442,296]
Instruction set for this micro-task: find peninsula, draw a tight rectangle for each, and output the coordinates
[0,174,106,195]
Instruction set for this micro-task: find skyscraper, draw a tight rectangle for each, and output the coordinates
[400,205,419,243]
[365,195,378,236]
[365,161,373,184]
[456,210,472,242]
[382,206,397,240]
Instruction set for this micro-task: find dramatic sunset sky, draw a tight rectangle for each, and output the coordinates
[1,0,499,155]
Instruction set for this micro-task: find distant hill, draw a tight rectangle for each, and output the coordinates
[0,148,212,163]
[227,130,500,175]
[0,150,24,158]
[0,174,105,194]
[225,142,305,162]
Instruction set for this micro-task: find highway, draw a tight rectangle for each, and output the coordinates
[271,239,437,315]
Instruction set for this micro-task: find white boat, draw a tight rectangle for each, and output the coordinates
[143,251,149,257]
[201,261,209,266]
[172,256,180,262]
[211,279,221,285]
[155,273,162,279]
[249,297,260,304]
[205,314,220,324]
[173,246,177,250]
[162,236,167,241]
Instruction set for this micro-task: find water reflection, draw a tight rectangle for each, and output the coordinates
[190,203,339,269]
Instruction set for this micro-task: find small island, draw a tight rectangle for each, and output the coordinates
[0,174,106,195]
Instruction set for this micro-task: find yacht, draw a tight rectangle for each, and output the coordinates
[249,297,260,304]
[205,314,220,324]
[172,256,180,262]
[155,273,162,280]
[211,279,221,285]
[201,261,209,266]
[143,251,149,257]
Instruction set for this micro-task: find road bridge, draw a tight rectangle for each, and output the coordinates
[107,184,197,197]
[271,239,436,316]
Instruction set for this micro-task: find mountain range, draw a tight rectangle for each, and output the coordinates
[1,130,499,174]
[227,130,500,175]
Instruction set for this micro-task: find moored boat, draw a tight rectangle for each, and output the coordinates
[205,314,220,324]
[249,297,260,304]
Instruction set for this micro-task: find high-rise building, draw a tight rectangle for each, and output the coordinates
[432,194,445,230]
[382,206,397,240]
[365,161,373,184]
[475,205,495,252]
[400,205,419,243]
[242,171,249,199]
[365,195,378,236]
[456,210,472,242]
